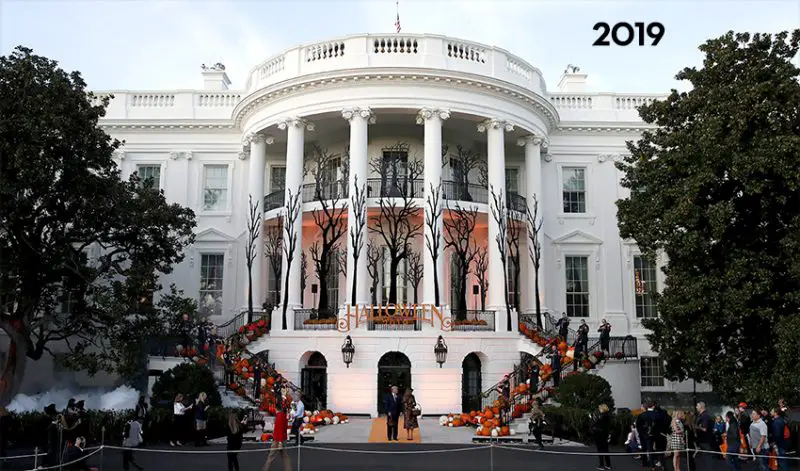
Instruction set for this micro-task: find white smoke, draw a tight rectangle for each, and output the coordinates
[7,385,141,413]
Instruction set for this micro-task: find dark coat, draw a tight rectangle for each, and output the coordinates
[384,393,402,419]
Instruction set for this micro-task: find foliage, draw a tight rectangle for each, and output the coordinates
[543,406,634,445]
[615,30,800,406]
[0,46,196,405]
[5,406,240,447]
[151,363,222,407]
[555,373,615,412]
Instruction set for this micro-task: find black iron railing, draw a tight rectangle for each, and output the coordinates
[294,308,338,330]
[263,191,285,212]
[366,178,424,199]
[367,317,422,331]
[507,192,527,214]
[450,310,496,331]
[301,180,349,203]
[441,180,488,203]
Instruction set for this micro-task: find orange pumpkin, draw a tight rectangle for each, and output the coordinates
[501,426,510,436]
[492,407,499,415]
[484,410,493,419]
[470,410,477,418]
[481,427,491,436]
[558,341,568,351]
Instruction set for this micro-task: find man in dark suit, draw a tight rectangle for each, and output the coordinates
[384,386,402,441]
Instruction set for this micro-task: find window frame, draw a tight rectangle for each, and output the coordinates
[633,255,659,319]
[199,162,234,216]
[563,254,591,318]
[198,251,226,317]
[560,166,588,214]
[135,163,164,191]
[640,356,665,387]
[269,164,286,194]
[505,166,521,194]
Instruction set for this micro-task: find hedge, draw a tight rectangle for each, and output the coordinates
[542,406,634,445]
[3,406,243,448]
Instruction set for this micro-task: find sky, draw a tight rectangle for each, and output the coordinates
[1,0,798,94]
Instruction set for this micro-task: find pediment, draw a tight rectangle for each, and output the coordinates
[194,228,236,242]
[552,229,603,245]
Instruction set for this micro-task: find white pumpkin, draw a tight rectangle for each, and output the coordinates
[305,411,312,417]
[324,417,331,424]
[448,423,453,427]
[313,410,320,416]
[332,416,340,424]
[476,425,483,433]
[303,416,309,423]
[439,415,448,426]
[344,419,349,424]
[491,429,499,438]
[509,429,516,436]
[260,378,267,387]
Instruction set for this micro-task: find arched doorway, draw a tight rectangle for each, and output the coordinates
[462,353,482,412]
[377,352,411,415]
[301,351,327,411]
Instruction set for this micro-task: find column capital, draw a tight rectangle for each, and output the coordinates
[516,135,545,147]
[238,151,248,160]
[342,107,376,124]
[242,133,265,146]
[416,108,451,124]
[477,118,514,133]
[277,117,315,132]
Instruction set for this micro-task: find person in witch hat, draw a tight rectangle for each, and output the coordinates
[44,404,61,467]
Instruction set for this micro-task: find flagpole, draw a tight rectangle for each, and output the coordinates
[395,0,401,33]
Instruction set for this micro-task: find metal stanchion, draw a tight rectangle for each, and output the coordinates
[100,427,106,471]
[296,438,301,471]
[58,423,64,471]
[33,447,39,470]
[489,442,494,471]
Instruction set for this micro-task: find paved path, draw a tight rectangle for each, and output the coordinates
[0,444,738,471]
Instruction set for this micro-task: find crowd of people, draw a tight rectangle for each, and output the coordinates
[620,399,792,471]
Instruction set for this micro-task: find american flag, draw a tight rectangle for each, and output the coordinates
[394,1,401,33]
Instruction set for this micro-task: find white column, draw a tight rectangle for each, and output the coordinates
[342,107,375,307]
[244,133,270,310]
[277,117,313,329]
[518,135,545,314]
[417,108,450,308]
[478,118,514,330]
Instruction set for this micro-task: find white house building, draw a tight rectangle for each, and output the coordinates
[90,33,712,415]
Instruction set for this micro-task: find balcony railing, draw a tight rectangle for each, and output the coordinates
[264,191,285,212]
[301,180,349,203]
[366,178,424,199]
[441,180,487,204]
[450,310,495,331]
[294,308,338,330]
[507,192,527,214]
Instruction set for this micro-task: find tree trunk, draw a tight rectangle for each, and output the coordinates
[534,268,542,328]
[480,285,486,311]
[0,325,28,408]
[247,270,254,324]
[317,261,330,317]
[389,258,400,305]
[457,262,469,320]
[281,262,292,330]
[432,257,441,306]
[413,284,419,304]
[513,262,521,313]
[351,255,358,305]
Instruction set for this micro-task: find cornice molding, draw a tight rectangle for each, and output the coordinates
[231,69,561,131]
[415,107,451,124]
[341,107,376,124]
[597,153,627,163]
[101,121,236,131]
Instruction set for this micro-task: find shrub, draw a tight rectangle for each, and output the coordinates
[555,373,614,412]
[543,406,635,445]
[151,362,221,407]
[5,407,240,447]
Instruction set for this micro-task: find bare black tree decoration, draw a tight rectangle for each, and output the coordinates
[474,246,488,311]
[307,144,347,318]
[264,225,283,308]
[349,175,367,304]
[300,251,307,306]
[447,145,487,200]
[281,188,302,330]
[366,241,383,305]
[424,181,444,306]
[244,195,262,323]
[525,193,544,328]
[405,248,424,304]
[336,249,347,278]
[368,143,423,304]
[490,185,511,331]
[507,217,522,314]
[443,203,479,320]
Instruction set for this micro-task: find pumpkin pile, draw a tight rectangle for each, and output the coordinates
[238,318,269,343]
[438,409,515,437]
[299,410,350,435]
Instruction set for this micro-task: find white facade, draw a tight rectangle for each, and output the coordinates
[86,34,711,414]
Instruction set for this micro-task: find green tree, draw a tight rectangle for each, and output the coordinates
[151,363,221,407]
[616,31,800,406]
[0,46,197,406]
[556,373,614,412]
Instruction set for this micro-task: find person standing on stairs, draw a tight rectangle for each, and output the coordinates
[598,319,611,355]
[528,361,540,396]
[550,351,562,387]
[253,361,263,399]
[574,320,589,371]
[555,312,570,341]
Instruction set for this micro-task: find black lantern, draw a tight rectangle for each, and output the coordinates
[341,335,355,368]
[434,335,448,368]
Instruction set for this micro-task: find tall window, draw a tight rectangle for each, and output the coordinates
[326,250,341,311]
[564,255,589,317]
[382,248,408,303]
[382,149,409,197]
[203,165,229,211]
[505,168,519,194]
[507,257,520,310]
[266,256,281,307]
[634,255,658,318]
[199,253,224,316]
[449,255,465,310]
[137,164,161,190]
[562,167,587,213]
[270,166,286,193]
[640,356,665,387]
